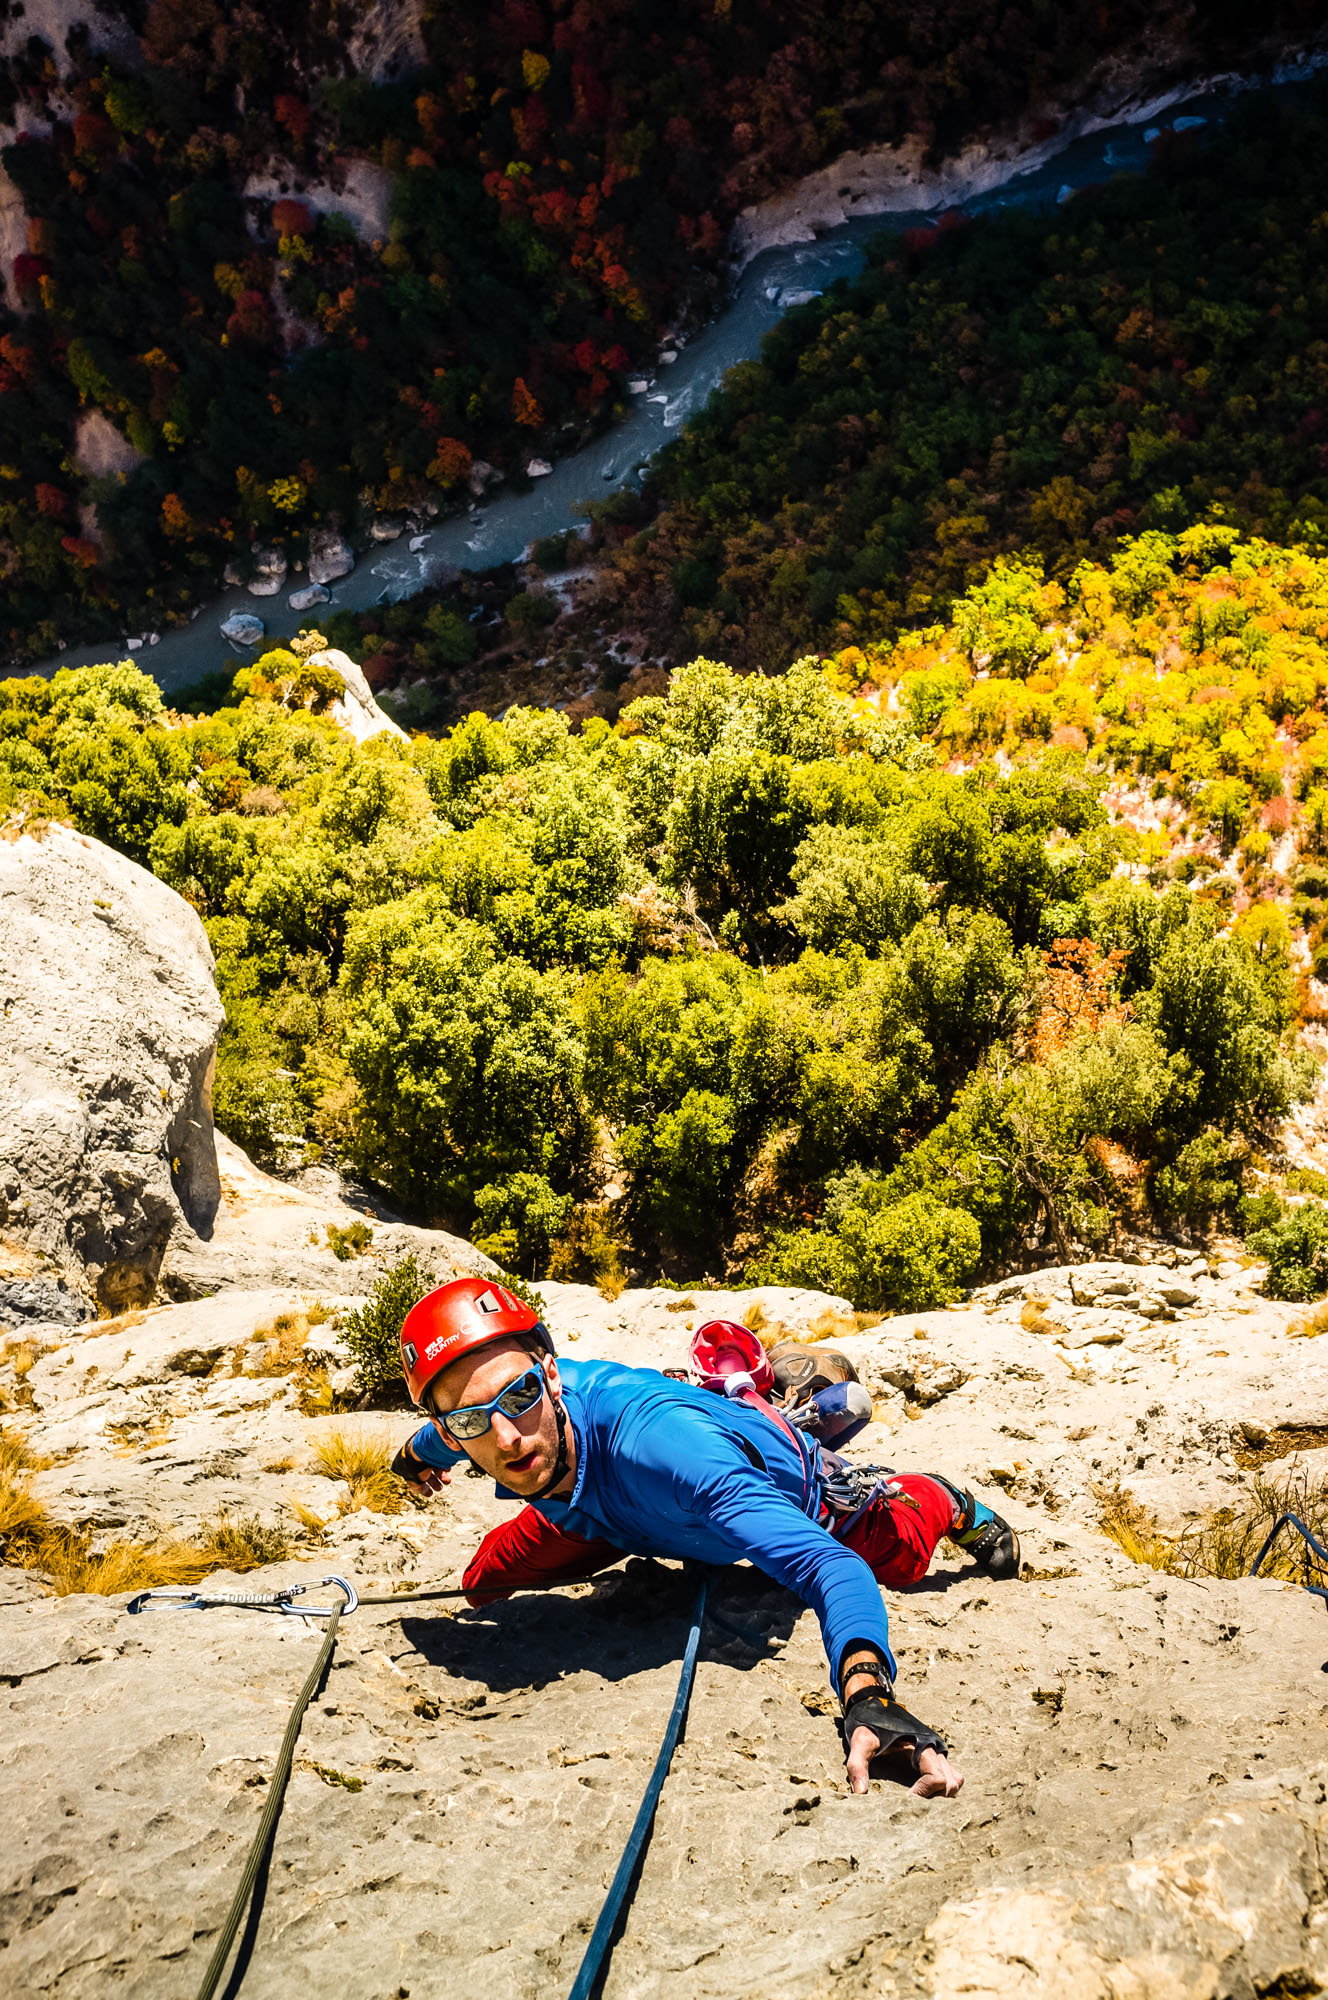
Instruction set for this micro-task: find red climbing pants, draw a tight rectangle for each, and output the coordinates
[830,1474,960,1588]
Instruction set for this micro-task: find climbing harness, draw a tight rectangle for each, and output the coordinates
[126,1576,358,1618]
[1247,1512,1328,1603]
[124,1566,708,2000]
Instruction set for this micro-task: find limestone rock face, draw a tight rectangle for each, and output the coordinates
[7,1274,1328,1998]
[0,822,224,1308]
[308,647,407,745]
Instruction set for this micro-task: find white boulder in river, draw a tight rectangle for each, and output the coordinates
[218,611,263,647]
[308,526,354,585]
[245,545,288,596]
[0,821,224,1312]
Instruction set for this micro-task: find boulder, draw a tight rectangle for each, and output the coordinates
[369,515,405,542]
[306,648,407,746]
[245,546,288,597]
[0,1274,90,1330]
[219,611,264,647]
[287,583,330,612]
[526,458,553,477]
[308,527,355,586]
[0,822,225,1309]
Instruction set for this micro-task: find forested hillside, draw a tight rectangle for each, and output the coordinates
[592,92,1328,676]
[3,524,1322,1302]
[0,0,1310,663]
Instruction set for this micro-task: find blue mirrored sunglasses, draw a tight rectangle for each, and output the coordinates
[433,1364,546,1443]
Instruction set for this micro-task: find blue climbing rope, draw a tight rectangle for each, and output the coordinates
[565,1571,710,2000]
[124,1565,710,2000]
[1247,1513,1328,1602]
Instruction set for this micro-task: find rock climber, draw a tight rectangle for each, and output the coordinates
[390,1278,1019,1799]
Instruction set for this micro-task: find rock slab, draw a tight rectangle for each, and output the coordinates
[0,822,224,1308]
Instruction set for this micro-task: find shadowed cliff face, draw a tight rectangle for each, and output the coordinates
[5,1243,1328,1998]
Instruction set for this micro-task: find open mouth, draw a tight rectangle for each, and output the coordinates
[503,1449,539,1477]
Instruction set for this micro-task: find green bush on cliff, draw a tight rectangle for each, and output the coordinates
[1247,1205,1328,1303]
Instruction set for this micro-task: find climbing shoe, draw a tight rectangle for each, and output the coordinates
[768,1340,859,1409]
[930,1472,1020,1579]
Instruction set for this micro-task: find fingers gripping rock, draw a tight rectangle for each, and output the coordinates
[841,1689,947,1769]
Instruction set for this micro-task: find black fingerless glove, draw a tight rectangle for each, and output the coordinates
[390,1440,424,1482]
[841,1687,947,1770]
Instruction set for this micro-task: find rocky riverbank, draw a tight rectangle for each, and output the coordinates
[730,31,1328,269]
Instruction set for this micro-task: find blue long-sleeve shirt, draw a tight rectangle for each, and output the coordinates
[409,1355,893,1686]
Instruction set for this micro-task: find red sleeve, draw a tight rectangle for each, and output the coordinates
[462,1505,623,1606]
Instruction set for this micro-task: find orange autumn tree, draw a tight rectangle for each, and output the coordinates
[1028,938,1131,1065]
[511,376,542,427]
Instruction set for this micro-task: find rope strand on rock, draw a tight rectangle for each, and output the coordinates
[194,1597,344,2000]
[166,1566,705,2000]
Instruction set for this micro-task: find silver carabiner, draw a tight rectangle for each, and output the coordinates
[126,1575,358,1618]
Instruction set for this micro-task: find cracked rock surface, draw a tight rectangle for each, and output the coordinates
[6,1260,1328,1996]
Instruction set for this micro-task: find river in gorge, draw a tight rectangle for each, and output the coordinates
[32,53,1328,697]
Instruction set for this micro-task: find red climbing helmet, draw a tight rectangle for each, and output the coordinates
[399,1276,554,1409]
[689,1319,774,1398]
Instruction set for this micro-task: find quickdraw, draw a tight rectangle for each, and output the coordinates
[126,1576,358,1618]
[125,1567,707,2000]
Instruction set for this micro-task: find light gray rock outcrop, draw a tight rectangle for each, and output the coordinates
[306,647,406,745]
[158,1130,491,1302]
[0,821,224,1309]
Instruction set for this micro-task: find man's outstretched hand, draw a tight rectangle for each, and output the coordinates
[401,1465,450,1497]
[846,1725,964,1798]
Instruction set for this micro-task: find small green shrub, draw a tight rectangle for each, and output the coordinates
[341,1253,439,1405]
[473,1173,571,1275]
[1248,1203,1328,1301]
[328,1219,374,1262]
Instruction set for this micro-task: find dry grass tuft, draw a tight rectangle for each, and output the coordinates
[311,1428,403,1515]
[291,1502,328,1539]
[1289,1303,1328,1339]
[296,1364,338,1416]
[0,1425,48,1477]
[246,1304,333,1378]
[36,1510,290,1597]
[2,1338,39,1381]
[1,1429,290,1595]
[90,1309,145,1338]
[743,1302,875,1349]
[807,1308,861,1344]
[1100,1470,1328,1586]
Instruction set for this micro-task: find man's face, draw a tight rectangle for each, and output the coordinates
[429,1337,565,1495]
